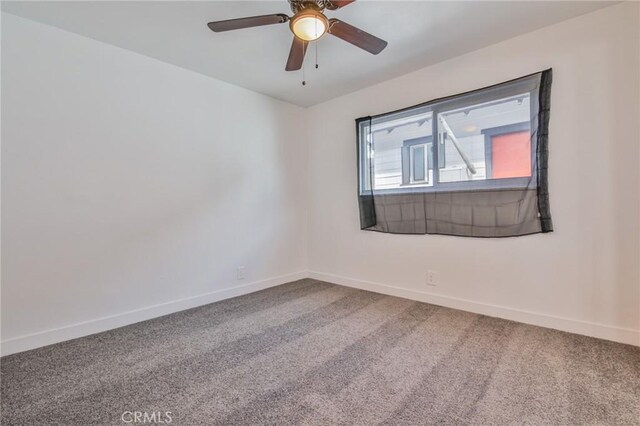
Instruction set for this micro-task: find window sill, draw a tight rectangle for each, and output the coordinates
[361,177,535,196]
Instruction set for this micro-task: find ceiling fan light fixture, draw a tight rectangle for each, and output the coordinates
[290,10,328,41]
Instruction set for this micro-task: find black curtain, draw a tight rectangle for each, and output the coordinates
[357,69,553,237]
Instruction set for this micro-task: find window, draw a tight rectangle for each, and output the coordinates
[359,89,535,194]
[356,70,553,237]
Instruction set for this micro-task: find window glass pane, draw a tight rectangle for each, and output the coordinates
[437,93,531,183]
[366,110,433,191]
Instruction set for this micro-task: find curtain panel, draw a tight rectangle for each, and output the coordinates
[356,69,553,237]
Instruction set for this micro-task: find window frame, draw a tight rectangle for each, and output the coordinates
[357,77,539,196]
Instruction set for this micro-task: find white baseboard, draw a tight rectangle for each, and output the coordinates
[309,271,640,347]
[3,269,637,356]
[0,271,308,356]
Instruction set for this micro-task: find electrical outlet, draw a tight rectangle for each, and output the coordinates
[427,270,437,286]
[236,266,246,280]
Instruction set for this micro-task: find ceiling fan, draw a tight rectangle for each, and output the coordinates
[207,0,388,72]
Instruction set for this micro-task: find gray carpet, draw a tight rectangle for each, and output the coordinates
[1,279,639,425]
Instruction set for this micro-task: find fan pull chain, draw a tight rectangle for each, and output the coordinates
[315,18,319,69]
[301,38,306,86]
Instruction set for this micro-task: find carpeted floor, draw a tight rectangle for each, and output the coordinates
[1,279,639,425]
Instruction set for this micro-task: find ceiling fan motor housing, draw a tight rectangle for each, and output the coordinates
[288,0,338,14]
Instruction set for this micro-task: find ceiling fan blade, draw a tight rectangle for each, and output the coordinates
[328,19,387,55]
[285,37,308,71]
[325,0,356,9]
[207,14,288,32]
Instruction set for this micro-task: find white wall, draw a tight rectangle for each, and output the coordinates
[1,13,307,355]
[307,2,640,345]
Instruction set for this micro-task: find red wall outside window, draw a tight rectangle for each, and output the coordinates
[491,131,531,178]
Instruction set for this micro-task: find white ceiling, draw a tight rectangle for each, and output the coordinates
[2,1,615,107]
